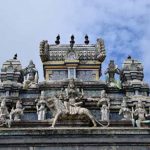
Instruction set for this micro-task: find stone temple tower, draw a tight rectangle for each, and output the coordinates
[40,35,106,81]
[0,36,149,150]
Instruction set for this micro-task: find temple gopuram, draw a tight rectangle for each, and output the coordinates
[0,35,150,150]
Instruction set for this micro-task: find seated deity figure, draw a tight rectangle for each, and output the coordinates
[119,98,132,120]
[64,78,84,115]
[47,80,97,127]
[0,99,9,122]
[105,60,120,88]
[23,60,39,89]
[36,91,48,121]
[10,101,24,121]
[134,100,147,127]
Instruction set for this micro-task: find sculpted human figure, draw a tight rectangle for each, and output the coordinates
[134,100,147,127]
[97,90,110,121]
[0,98,12,127]
[47,95,97,128]
[64,78,84,114]
[101,103,109,121]
[119,98,132,120]
[47,79,97,127]
[0,99,9,122]
[87,90,110,121]
[105,60,120,87]
[36,91,48,121]
[23,60,39,89]
[10,101,24,121]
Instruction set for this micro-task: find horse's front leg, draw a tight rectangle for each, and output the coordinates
[51,112,61,128]
[84,109,97,127]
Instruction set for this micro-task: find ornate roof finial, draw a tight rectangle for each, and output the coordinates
[96,38,106,62]
[70,35,75,49]
[13,54,17,60]
[127,55,132,59]
[84,34,89,44]
[55,34,60,45]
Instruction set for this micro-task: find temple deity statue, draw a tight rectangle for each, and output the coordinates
[100,103,110,121]
[47,79,97,127]
[23,60,39,89]
[87,90,110,121]
[134,100,147,127]
[36,91,48,121]
[119,98,132,120]
[97,90,110,121]
[105,60,120,88]
[0,98,11,127]
[10,101,24,121]
[64,78,84,114]
[0,98,9,122]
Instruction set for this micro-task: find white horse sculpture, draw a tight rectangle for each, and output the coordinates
[47,96,97,128]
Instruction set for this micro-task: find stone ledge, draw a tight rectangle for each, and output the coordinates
[0,127,150,146]
[0,127,150,135]
[0,120,133,128]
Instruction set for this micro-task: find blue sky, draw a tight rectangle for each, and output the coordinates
[0,0,150,84]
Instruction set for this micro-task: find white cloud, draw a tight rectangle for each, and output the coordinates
[0,0,150,84]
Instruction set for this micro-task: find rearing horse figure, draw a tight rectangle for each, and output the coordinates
[47,96,97,128]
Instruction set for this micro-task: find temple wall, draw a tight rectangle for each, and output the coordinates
[0,128,150,150]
